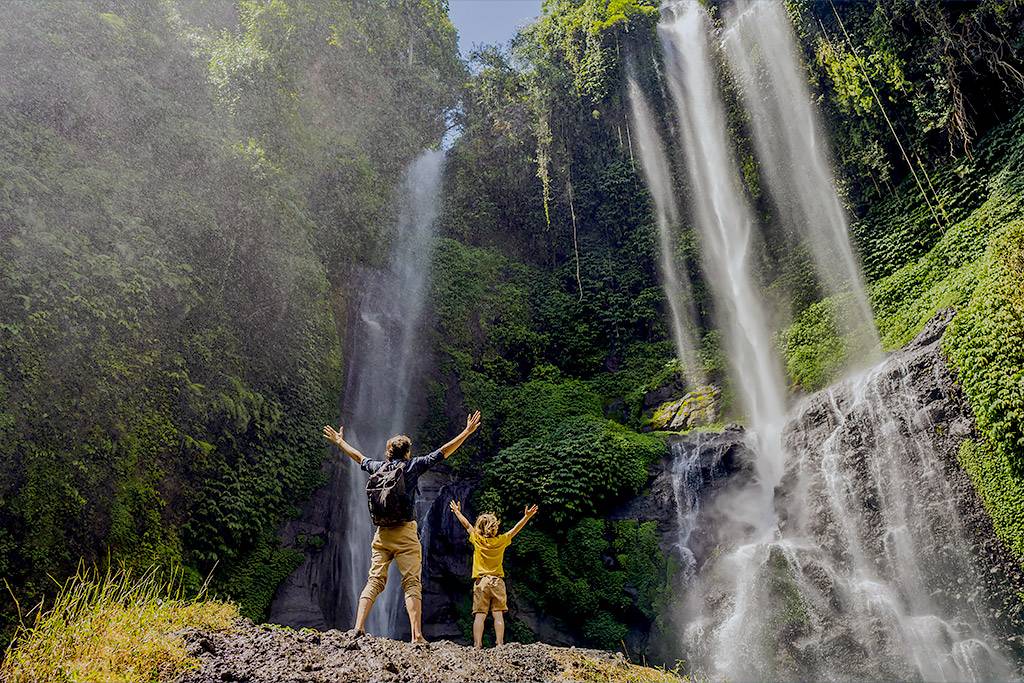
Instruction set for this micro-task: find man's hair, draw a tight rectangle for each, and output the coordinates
[385,435,412,461]
[474,512,500,538]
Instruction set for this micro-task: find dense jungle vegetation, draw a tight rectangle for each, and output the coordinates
[2,0,1023,654]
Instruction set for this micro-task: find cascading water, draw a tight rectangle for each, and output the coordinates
[643,2,1022,680]
[768,314,1018,681]
[722,1,879,352]
[658,0,788,486]
[269,149,445,637]
[626,76,704,388]
[657,6,796,673]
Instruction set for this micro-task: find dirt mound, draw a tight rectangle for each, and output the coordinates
[175,619,678,683]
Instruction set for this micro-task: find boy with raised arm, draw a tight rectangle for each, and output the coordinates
[448,499,539,648]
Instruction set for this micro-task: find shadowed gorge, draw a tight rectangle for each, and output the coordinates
[2,0,1024,681]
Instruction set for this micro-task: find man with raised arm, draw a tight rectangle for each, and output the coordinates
[449,499,539,648]
[322,410,481,644]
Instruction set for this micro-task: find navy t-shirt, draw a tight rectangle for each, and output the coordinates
[360,449,444,521]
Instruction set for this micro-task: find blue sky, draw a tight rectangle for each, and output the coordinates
[448,0,544,57]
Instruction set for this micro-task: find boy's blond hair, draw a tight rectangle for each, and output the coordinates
[474,512,500,538]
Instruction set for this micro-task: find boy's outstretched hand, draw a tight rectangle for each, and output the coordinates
[508,503,539,539]
[450,499,472,531]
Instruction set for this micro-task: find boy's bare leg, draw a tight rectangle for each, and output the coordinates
[406,596,426,643]
[354,596,374,633]
[493,610,505,646]
[473,612,486,648]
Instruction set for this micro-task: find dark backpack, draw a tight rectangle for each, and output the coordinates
[366,461,412,527]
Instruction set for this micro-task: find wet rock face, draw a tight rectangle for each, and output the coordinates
[763,310,1024,680]
[419,477,474,642]
[611,425,752,553]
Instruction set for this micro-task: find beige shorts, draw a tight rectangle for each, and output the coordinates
[472,575,507,614]
[359,521,422,602]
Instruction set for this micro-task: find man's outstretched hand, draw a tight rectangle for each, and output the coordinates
[465,410,481,435]
[524,504,539,519]
[322,424,344,447]
[440,411,482,459]
[449,500,462,515]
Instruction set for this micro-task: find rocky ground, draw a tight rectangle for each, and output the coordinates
[176,619,680,683]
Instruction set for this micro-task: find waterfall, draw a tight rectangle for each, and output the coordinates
[269,149,445,637]
[665,317,1022,681]
[658,0,788,496]
[626,77,705,388]
[772,316,1017,681]
[647,1,1021,679]
[658,8,795,673]
[722,1,880,354]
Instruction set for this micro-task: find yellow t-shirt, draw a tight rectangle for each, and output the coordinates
[469,531,512,578]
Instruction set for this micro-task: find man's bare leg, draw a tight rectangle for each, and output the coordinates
[473,612,486,648]
[492,610,505,646]
[353,596,374,633]
[407,596,426,643]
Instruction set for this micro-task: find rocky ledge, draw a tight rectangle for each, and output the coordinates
[176,620,679,683]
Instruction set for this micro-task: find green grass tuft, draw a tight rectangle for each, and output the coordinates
[1,565,237,683]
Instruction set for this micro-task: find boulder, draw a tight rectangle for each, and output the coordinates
[648,385,721,431]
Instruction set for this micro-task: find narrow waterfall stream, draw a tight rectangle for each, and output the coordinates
[626,76,704,388]
[722,1,879,348]
[269,149,445,637]
[659,0,789,485]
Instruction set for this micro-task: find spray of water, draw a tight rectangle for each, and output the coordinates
[722,1,880,355]
[626,77,705,388]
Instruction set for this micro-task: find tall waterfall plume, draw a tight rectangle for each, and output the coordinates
[269,149,446,637]
[722,1,880,356]
[659,0,788,488]
[626,76,705,388]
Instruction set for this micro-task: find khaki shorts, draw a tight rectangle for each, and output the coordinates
[472,575,507,614]
[359,521,422,602]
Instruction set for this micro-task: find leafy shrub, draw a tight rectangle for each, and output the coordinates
[957,440,1024,562]
[612,520,670,620]
[943,221,1024,476]
[486,416,665,525]
[781,295,878,392]
[498,379,604,446]
[504,518,671,651]
[942,221,1024,566]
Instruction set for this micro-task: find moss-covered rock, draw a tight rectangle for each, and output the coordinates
[647,385,721,431]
